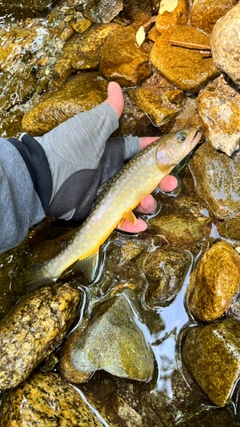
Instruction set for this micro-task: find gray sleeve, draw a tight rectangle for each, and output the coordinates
[0,138,45,254]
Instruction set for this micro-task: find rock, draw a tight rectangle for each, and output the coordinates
[190,0,236,34]
[155,0,189,33]
[150,25,219,93]
[187,241,240,321]
[149,212,209,248]
[182,318,240,407]
[0,68,36,112]
[0,283,80,390]
[197,90,240,156]
[0,371,104,426]
[100,26,152,87]
[137,247,192,307]
[81,0,123,23]
[211,2,240,85]
[0,0,57,16]
[216,217,240,241]
[128,83,184,127]
[22,72,108,135]
[189,142,240,219]
[59,289,154,382]
[53,24,120,84]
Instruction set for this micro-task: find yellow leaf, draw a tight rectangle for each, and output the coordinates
[136,26,145,46]
[159,0,178,14]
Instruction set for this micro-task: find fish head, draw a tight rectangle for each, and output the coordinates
[155,128,202,174]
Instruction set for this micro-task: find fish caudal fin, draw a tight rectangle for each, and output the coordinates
[74,251,100,282]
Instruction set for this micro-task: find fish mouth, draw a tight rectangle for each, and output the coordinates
[191,129,203,148]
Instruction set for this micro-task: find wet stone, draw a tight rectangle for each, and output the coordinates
[0,68,36,112]
[211,2,240,85]
[216,217,240,241]
[0,371,104,426]
[0,0,57,16]
[22,72,108,135]
[53,24,120,83]
[187,241,240,322]
[128,84,184,127]
[100,25,152,87]
[197,89,240,156]
[150,25,219,94]
[0,283,80,390]
[190,0,236,34]
[81,0,123,23]
[189,142,240,219]
[136,247,192,307]
[155,0,189,33]
[182,318,240,407]
[59,289,154,383]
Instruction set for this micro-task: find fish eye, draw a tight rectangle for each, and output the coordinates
[176,131,187,143]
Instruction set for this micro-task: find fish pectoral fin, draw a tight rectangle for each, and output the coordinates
[119,211,137,226]
[74,251,99,282]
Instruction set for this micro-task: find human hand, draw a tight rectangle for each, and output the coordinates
[117,136,178,233]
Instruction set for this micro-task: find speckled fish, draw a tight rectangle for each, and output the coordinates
[28,128,202,286]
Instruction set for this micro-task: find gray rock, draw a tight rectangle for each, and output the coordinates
[211,2,240,85]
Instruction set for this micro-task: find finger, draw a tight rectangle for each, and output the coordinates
[117,218,147,233]
[135,194,157,214]
[159,175,178,192]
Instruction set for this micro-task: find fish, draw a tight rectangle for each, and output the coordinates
[26,128,202,287]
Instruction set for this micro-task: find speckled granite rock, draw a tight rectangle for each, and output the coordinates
[197,90,240,156]
[0,283,80,390]
[183,318,240,407]
[189,142,240,219]
[211,2,240,85]
[0,371,104,426]
[150,25,219,93]
[187,241,240,321]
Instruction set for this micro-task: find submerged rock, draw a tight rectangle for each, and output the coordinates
[0,371,104,426]
[211,2,240,85]
[81,0,123,23]
[0,0,57,16]
[187,241,240,321]
[150,25,219,93]
[0,283,80,390]
[59,289,154,383]
[182,318,240,407]
[137,247,191,307]
[100,26,152,87]
[22,72,108,135]
[189,142,240,219]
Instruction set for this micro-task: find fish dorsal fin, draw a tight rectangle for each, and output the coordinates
[119,211,137,226]
[74,251,99,282]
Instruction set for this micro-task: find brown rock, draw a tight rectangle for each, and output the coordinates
[211,2,240,85]
[150,25,219,93]
[0,371,104,426]
[187,241,240,321]
[22,72,108,135]
[0,283,80,390]
[100,26,152,87]
[182,318,240,407]
[197,90,240,156]
[190,0,236,34]
[0,0,57,16]
[156,0,189,33]
[189,142,240,219]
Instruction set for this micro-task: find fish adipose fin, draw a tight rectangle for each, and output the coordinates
[74,251,99,282]
[119,211,137,227]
